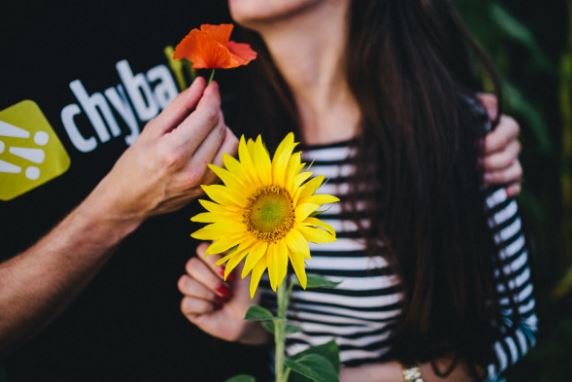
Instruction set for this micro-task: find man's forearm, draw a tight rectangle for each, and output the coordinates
[0,194,142,354]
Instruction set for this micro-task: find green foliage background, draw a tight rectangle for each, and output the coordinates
[458,1,571,380]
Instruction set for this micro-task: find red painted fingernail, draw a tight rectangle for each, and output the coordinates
[217,266,225,278]
[216,284,231,299]
[226,272,235,282]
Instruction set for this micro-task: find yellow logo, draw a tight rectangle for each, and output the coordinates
[0,100,71,201]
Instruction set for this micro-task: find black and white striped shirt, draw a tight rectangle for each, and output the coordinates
[261,138,537,381]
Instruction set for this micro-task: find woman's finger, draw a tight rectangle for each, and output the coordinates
[477,93,498,121]
[483,160,523,185]
[185,256,232,299]
[197,242,237,282]
[180,296,215,317]
[483,115,520,154]
[506,182,522,198]
[481,140,521,172]
[178,275,217,302]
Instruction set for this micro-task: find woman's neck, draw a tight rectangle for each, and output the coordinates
[257,1,361,145]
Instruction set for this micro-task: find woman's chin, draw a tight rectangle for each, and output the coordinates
[229,0,322,28]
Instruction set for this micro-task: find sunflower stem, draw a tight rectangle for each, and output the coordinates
[207,68,216,84]
[275,280,289,382]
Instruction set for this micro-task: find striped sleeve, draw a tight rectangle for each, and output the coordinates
[483,186,538,380]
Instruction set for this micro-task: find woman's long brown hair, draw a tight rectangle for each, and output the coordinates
[224,0,521,378]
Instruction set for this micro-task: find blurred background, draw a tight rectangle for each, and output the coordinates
[458,1,571,380]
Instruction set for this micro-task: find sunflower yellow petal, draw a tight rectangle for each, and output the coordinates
[222,153,249,183]
[294,171,313,188]
[272,132,297,185]
[224,248,251,280]
[216,249,238,266]
[191,212,238,224]
[207,164,245,189]
[285,152,302,190]
[275,239,289,288]
[295,203,319,222]
[299,226,336,243]
[190,222,245,240]
[242,241,268,278]
[221,234,258,278]
[249,258,267,298]
[303,217,336,237]
[299,194,340,206]
[252,135,272,184]
[238,135,259,184]
[285,228,311,260]
[205,239,239,256]
[201,184,247,208]
[198,199,241,214]
[289,250,307,289]
[297,175,325,201]
[267,243,279,291]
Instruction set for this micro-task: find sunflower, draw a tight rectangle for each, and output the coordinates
[191,133,339,298]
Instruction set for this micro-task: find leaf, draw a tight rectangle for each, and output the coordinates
[224,375,256,382]
[295,274,341,289]
[261,320,275,334]
[489,3,552,72]
[286,324,303,335]
[292,340,340,373]
[244,305,274,321]
[285,354,338,382]
[288,341,341,382]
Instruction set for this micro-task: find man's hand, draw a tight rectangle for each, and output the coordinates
[0,77,238,354]
[478,94,523,197]
[84,77,238,224]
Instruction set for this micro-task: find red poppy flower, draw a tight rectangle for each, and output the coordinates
[173,24,257,69]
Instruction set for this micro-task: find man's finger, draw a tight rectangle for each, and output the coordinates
[185,116,227,173]
[211,128,239,168]
[167,81,222,153]
[145,76,206,137]
[201,127,239,185]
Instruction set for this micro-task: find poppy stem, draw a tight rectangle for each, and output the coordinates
[207,69,216,85]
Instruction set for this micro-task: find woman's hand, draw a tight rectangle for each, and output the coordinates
[478,94,523,197]
[178,243,270,345]
[84,77,238,225]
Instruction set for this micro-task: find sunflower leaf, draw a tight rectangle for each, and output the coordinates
[224,375,256,382]
[285,354,338,382]
[261,320,275,334]
[290,340,340,376]
[286,324,303,335]
[244,305,275,321]
[295,274,341,289]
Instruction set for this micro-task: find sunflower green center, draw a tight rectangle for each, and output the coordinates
[244,185,295,243]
